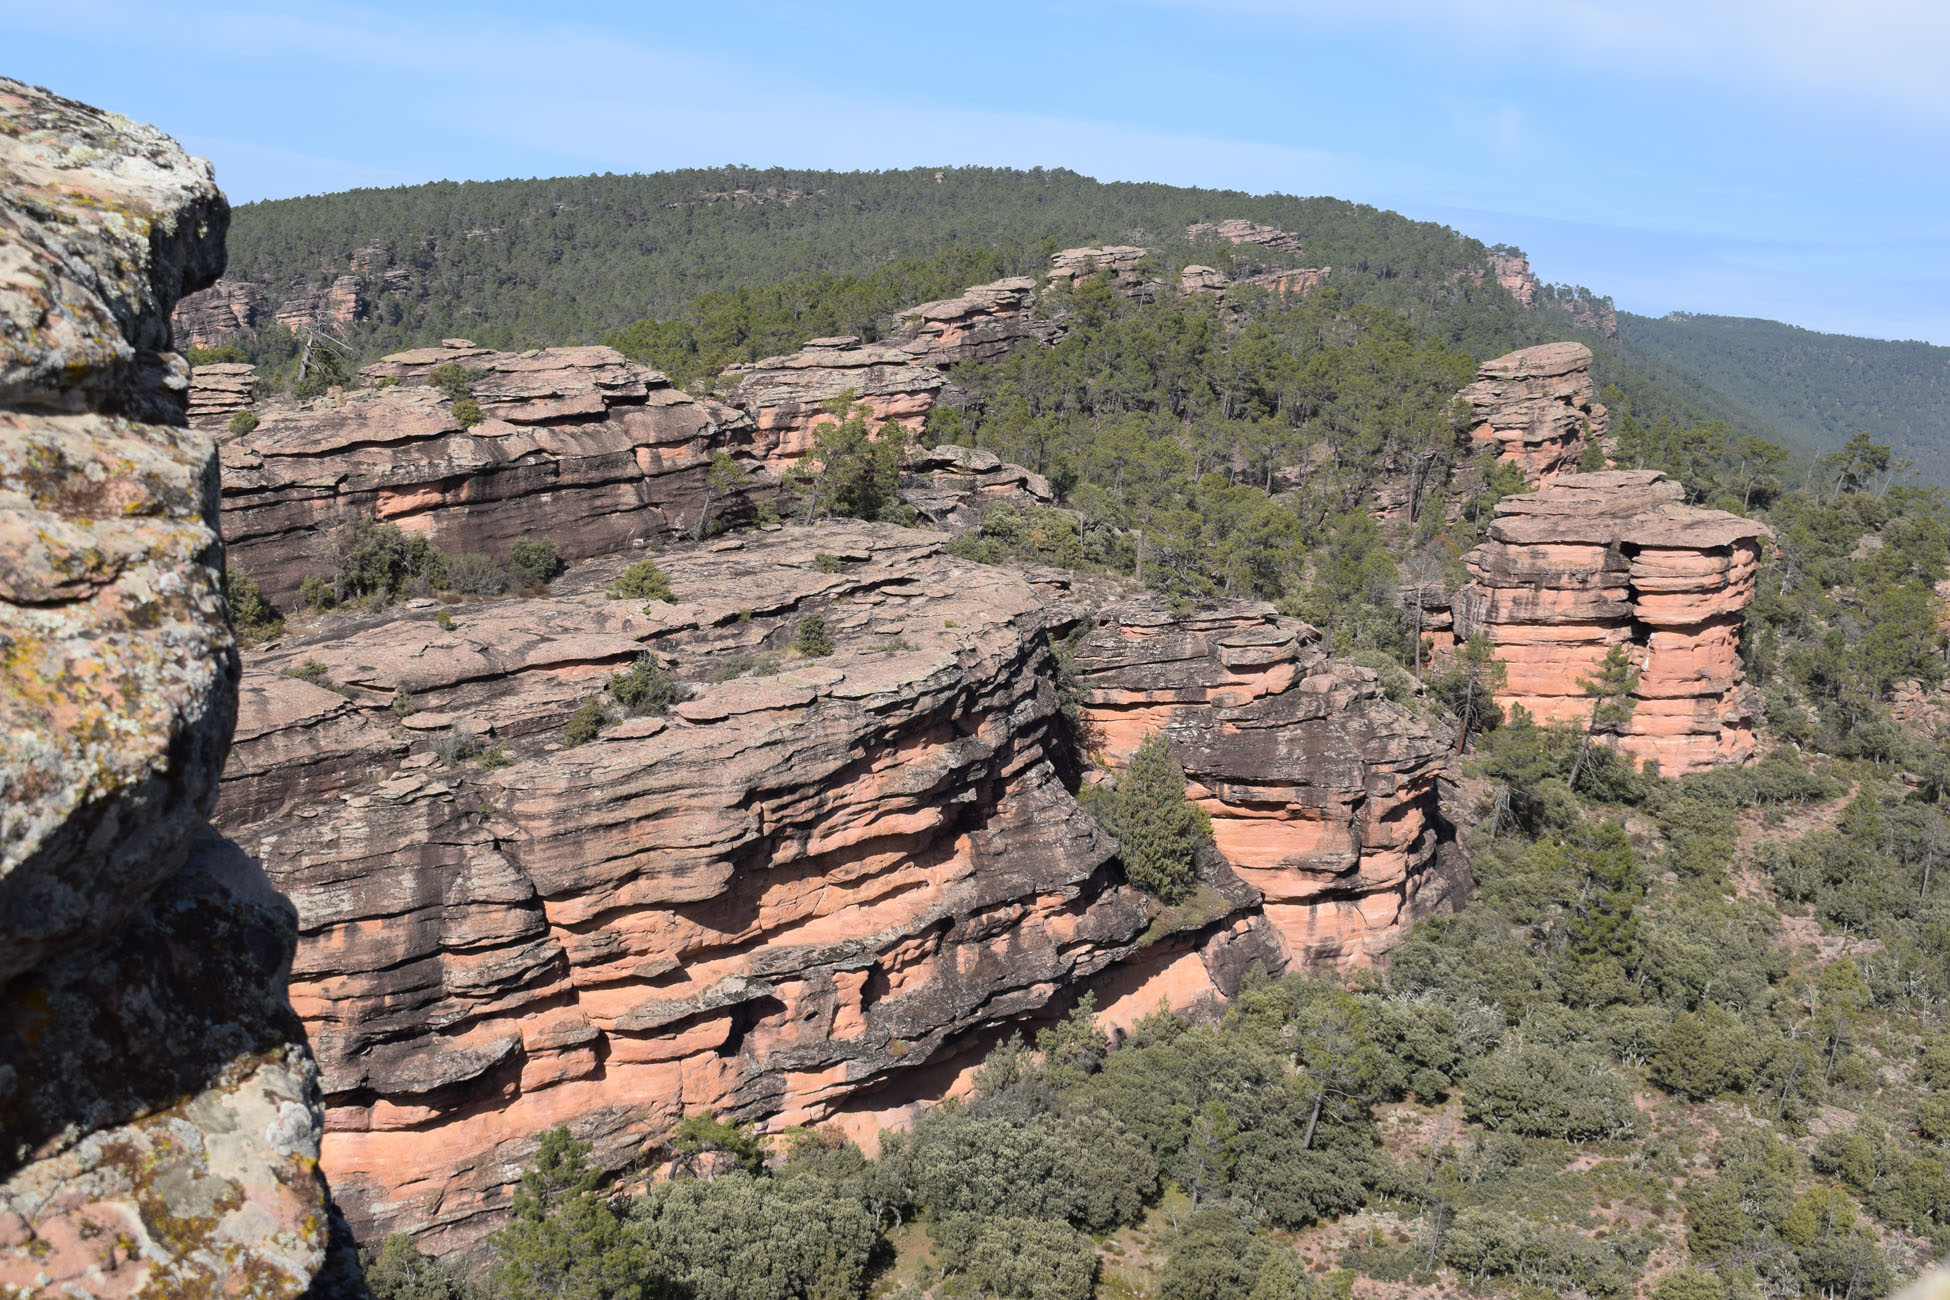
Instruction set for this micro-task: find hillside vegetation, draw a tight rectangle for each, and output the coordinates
[1620,313,1950,481]
[218,166,1950,1300]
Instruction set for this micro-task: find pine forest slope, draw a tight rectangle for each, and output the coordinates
[1619,311,1950,483]
[215,164,1788,457]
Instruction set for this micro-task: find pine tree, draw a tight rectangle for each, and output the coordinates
[489,1127,646,1300]
[1568,643,1641,789]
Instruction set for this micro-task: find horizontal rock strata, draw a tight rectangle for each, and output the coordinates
[1185,219,1308,254]
[1454,470,1768,775]
[883,277,1059,366]
[721,337,945,471]
[1459,341,1608,482]
[1070,601,1463,965]
[0,76,327,1299]
[213,524,1285,1253]
[210,341,759,605]
[900,443,1054,531]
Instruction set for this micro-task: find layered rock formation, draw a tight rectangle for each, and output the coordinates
[1185,219,1308,255]
[883,277,1058,366]
[0,77,327,1298]
[1453,470,1768,775]
[212,525,1293,1252]
[721,337,945,471]
[1459,341,1608,482]
[1071,603,1463,964]
[174,277,270,349]
[214,341,759,605]
[899,444,1054,531]
[188,358,255,426]
[1048,245,1152,294]
[1487,251,1539,308]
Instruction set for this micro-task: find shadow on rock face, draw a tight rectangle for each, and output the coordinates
[0,829,331,1297]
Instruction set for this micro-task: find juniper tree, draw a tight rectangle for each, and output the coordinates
[1568,642,1640,789]
[1104,732,1209,904]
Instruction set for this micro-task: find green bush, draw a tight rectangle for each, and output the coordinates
[1094,732,1210,904]
[946,1216,1097,1300]
[478,745,514,770]
[1463,1041,1636,1140]
[435,609,454,630]
[563,700,609,747]
[331,516,446,602]
[427,362,483,400]
[283,659,333,687]
[813,552,842,573]
[451,397,484,428]
[187,343,248,365]
[390,691,415,717]
[226,570,282,641]
[608,654,690,717]
[299,573,336,610]
[508,538,563,587]
[609,560,674,602]
[226,408,260,435]
[793,613,833,657]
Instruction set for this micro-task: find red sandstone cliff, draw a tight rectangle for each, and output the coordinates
[211,525,1329,1252]
[0,78,328,1299]
[721,337,945,471]
[1453,470,1768,776]
[213,341,760,604]
[1071,602,1463,965]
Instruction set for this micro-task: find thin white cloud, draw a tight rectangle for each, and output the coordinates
[1155,0,1950,125]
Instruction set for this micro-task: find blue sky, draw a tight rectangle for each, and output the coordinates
[8,0,1948,343]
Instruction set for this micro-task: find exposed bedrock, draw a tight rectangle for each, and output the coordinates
[1454,470,1769,776]
[882,276,1059,367]
[212,525,1297,1253]
[1459,341,1609,483]
[0,77,327,1298]
[1069,602,1465,966]
[203,340,761,605]
[720,337,945,471]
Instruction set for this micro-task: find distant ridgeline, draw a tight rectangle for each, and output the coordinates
[180,165,1773,451]
[1621,312,1950,484]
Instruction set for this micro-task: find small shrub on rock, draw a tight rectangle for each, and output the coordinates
[444,553,509,596]
[435,609,454,630]
[390,690,415,717]
[427,362,483,400]
[1093,732,1209,904]
[433,727,481,764]
[814,552,842,574]
[283,659,333,687]
[477,745,513,770]
[608,653,690,717]
[609,560,674,602]
[226,570,282,642]
[451,397,484,428]
[508,538,563,587]
[563,700,610,747]
[794,613,833,658]
[299,574,337,611]
[226,408,260,435]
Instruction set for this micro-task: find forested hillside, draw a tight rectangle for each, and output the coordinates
[202,166,1950,1300]
[211,165,1785,453]
[1620,313,1950,481]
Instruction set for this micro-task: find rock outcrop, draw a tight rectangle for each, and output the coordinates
[1487,251,1539,308]
[1458,342,1608,482]
[1048,245,1153,295]
[721,337,945,471]
[188,358,255,425]
[1453,470,1768,775]
[899,444,1054,531]
[1185,220,1307,255]
[174,277,271,349]
[1180,264,1229,293]
[211,524,1290,1253]
[883,277,1058,366]
[1070,603,1463,965]
[0,77,327,1299]
[213,341,759,605]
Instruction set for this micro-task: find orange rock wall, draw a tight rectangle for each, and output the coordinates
[1071,603,1463,966]
[1455,470,1767,776]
